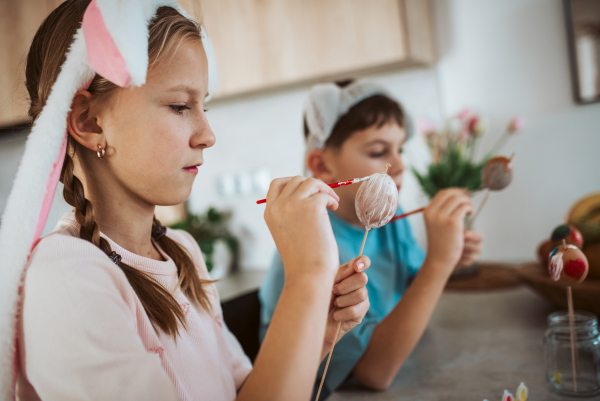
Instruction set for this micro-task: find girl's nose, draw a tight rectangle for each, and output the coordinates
[191,114,216,149]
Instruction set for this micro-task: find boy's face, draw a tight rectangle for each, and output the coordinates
[320,122,406,206]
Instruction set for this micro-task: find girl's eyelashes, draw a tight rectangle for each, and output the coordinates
[169,104,191,115]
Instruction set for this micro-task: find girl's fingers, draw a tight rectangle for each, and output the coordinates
[278,175,308,199]
[311,192,339,212]
[333,255,371,285]
[333,298,370,322]
[296,177,340,202]
[265,177,294,204]
[332,271,368,295]
[334,287,368,308]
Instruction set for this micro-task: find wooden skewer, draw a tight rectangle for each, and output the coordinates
[465,190,490,230]
[315,228,370,401]
[567,285,578,393]
[564,240,578,393]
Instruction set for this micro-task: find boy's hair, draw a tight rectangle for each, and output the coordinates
[26,0,210,339]
[304,79,407,149]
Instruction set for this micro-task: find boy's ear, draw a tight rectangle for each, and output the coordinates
[67,90,104,152]
[306,149,336,183]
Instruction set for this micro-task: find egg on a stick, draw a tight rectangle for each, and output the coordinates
[355,173,399,230]
[548,243,589,286]
[481,156,514,191]
[316,166,398,401]
[467,155,515,229]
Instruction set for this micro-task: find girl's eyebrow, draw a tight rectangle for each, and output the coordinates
[166,84,203,96]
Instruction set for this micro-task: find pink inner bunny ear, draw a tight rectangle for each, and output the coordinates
[82,0,130,87]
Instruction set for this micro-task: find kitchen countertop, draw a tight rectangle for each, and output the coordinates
[330,287,589,401]
[214,268,595,400]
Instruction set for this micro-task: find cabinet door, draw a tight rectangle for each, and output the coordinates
[0,0,65,127]
[192,0,435,99]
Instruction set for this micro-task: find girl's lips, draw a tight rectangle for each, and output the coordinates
[183,166,199,174]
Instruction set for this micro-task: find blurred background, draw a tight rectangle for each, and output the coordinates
[1,0,600,276]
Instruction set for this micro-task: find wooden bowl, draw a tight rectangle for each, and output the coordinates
[517,262,600,316]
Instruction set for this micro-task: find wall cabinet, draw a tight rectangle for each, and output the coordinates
[0,0,436,126]
[0,0,64,128]
[197,0,436,100]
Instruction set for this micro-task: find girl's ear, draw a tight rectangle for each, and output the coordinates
[67,90,104,152]
[306,149,336,183]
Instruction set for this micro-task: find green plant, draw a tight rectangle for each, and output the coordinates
[412,110,524,198]
[170,207,239,272]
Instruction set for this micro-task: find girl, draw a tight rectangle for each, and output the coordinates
[259,80,483,399]
[0,2,371,400]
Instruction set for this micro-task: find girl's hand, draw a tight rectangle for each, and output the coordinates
[423,188,473,275]
[264,176,340,283]
[323,256,371,354]
[456,231,483,268]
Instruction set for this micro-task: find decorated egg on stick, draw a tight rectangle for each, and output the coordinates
[482,156,514,191]
[548,243,589,285]
[317,165,398,401]
[355,172,398,230]
[466,154,515,230]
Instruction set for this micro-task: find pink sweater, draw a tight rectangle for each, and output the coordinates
[16,212,252,400]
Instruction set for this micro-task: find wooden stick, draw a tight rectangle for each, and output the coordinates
[315,228,370,401]
[388,207,426,224]
[466,190,490,230]
[567,285,578,393]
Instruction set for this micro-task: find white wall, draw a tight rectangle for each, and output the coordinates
[2,0,599,268]
[434,0,600,262]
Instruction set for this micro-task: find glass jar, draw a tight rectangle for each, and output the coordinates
[544,311,600,397]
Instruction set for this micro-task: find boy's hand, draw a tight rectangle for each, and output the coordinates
[456,231,483,268]
[423,188,473,275]
[322,255,371,355]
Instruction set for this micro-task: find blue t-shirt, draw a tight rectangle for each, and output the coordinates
[258,207,425,400]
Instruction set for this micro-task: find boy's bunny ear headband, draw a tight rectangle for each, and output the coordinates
[304,79,414,157]
[0,0,217,397]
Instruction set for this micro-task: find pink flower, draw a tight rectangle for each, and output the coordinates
[467,116,486,137]
[415,118,437,134]
[456,108,472,122]
[507,117,526,133]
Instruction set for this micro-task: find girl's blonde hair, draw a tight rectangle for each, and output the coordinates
[26,0,210,339]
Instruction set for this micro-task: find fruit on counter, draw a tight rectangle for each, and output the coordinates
[568,192,600,245]
[583,242,600,280]
[550,224,584,250]
[537,239,553,266]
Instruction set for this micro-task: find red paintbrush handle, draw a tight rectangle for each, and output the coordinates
[388,207,426,223]
[256,179,359,204]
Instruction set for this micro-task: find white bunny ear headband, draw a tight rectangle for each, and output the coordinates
[0,0,216,397]
[304,80,414,156]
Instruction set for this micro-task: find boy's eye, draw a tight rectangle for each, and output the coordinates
[170,105,191,115]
